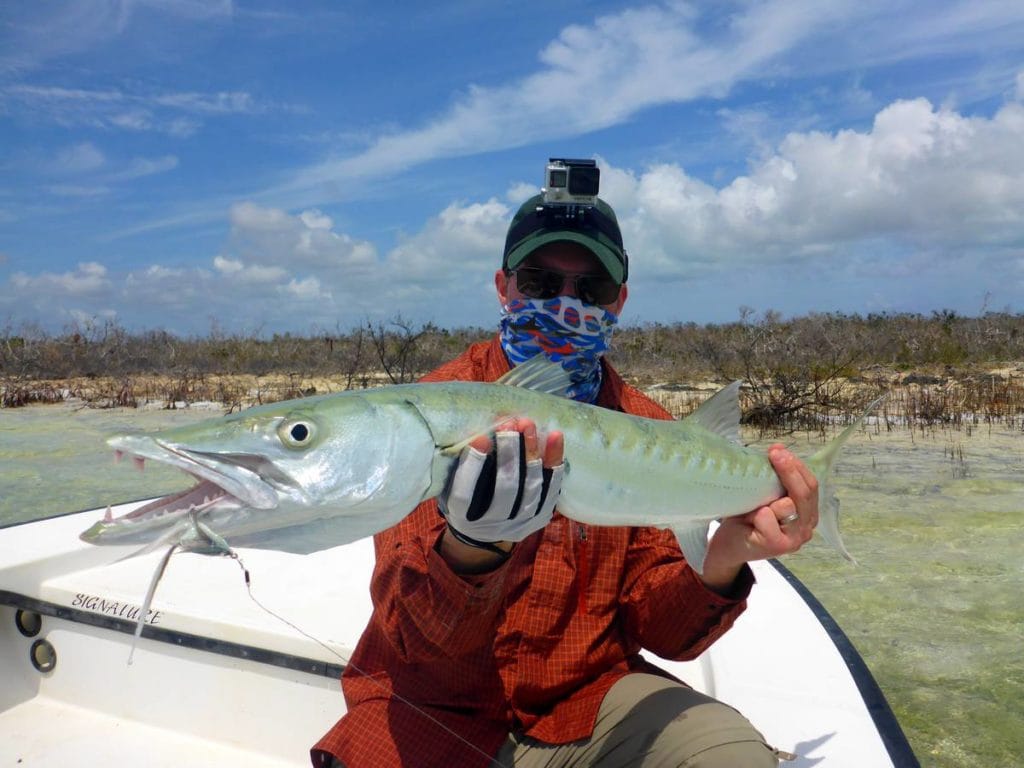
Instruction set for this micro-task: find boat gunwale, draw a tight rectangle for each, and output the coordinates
[768,559,920,768]
[0,589,345,679]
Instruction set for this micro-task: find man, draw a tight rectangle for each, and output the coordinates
[313,189,819,768]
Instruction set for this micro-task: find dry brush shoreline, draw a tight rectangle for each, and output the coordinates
[3,312,1024,434]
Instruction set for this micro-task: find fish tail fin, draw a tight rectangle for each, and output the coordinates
[807,394,886,565]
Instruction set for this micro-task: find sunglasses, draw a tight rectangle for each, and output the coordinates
[511,266,620,306]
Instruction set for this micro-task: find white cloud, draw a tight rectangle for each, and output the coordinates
[609,97,1024,279]
[289,1,1024,192]
[150,91,258,115]
[212,254,286,284]
[47,184,111,198]
[151,91,257,115]
[228,201,378,272]
[0,1,232,74]
[286,276,329,301]
[2,83,266,135]
[109,110,153,131]
[506,183,538,205]
[167,117,202,138]
[30,141,175,193]
[137,264,188,280]
[299,209,333,230]
[4,90,1024,333]
[49,142,106,174]
[78,202,378,330]
[229,201,293,232]
[11,261,110,296]
[288,2,837,187]
[212,255,243,274]
[387,198,510,279]
[201,199,507,327]
[107,155,179,182]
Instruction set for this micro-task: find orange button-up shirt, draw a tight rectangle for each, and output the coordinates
[312,337,754,768]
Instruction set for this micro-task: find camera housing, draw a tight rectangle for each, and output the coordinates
[504,157,627,282]
[543,158,600,206]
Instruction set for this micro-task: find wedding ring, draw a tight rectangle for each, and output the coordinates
[778,512,800,526]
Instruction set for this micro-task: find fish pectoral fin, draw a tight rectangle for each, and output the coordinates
[439,434,478,457]
[439,422,505,457]
[495,354,572,397]
[671,523,711,576]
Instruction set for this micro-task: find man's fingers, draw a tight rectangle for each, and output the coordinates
[787,454,820,509]
[522,421,539,461]
[750,506,789,549]
[468,434,492,454]
[467,419,562,467]
[770,444,819,496]
[768,445,804,490]
[543,431,564,467]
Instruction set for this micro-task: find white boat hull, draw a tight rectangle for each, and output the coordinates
[0,501,918,767]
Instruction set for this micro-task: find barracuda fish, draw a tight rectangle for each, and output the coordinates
[83,356,874,576]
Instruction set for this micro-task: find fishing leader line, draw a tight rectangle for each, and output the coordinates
[231,553,515,768]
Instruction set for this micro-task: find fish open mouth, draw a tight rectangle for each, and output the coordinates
[81,436,282,544]
[109,437,281,510]
[121,478,233,521]
[81,470,247,545]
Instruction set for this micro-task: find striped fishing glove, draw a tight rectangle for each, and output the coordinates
[439,430,563,552]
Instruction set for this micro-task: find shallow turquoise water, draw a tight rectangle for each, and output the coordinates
[1,403,1022,766]
[0,402,217,525]
[774,425,1024,768]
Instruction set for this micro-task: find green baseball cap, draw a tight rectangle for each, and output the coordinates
[502,194,629,283]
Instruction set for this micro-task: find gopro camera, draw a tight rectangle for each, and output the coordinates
[543,158,600,206]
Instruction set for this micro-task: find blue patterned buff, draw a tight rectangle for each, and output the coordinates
[499,296,619,403]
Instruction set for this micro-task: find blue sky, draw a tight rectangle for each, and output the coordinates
[2,0,1023,336]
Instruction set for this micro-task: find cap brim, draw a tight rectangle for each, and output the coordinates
[504,232,625,284]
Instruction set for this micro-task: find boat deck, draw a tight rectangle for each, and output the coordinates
[1,504,917,767]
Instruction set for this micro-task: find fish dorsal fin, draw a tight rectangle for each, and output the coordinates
[496,354,572,398]
[439,355,572,458]
[683,381,743,444]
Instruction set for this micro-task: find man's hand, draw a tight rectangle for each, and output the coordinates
[700,444,820,594]
[438,418,564,573]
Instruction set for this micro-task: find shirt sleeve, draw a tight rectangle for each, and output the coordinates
[618,526,754,660]
[366,500,511,663]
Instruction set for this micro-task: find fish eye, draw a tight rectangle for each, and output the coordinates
[278,419,315,449]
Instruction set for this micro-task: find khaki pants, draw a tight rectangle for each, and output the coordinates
[490,674,779,768]
[331,673,780,767]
